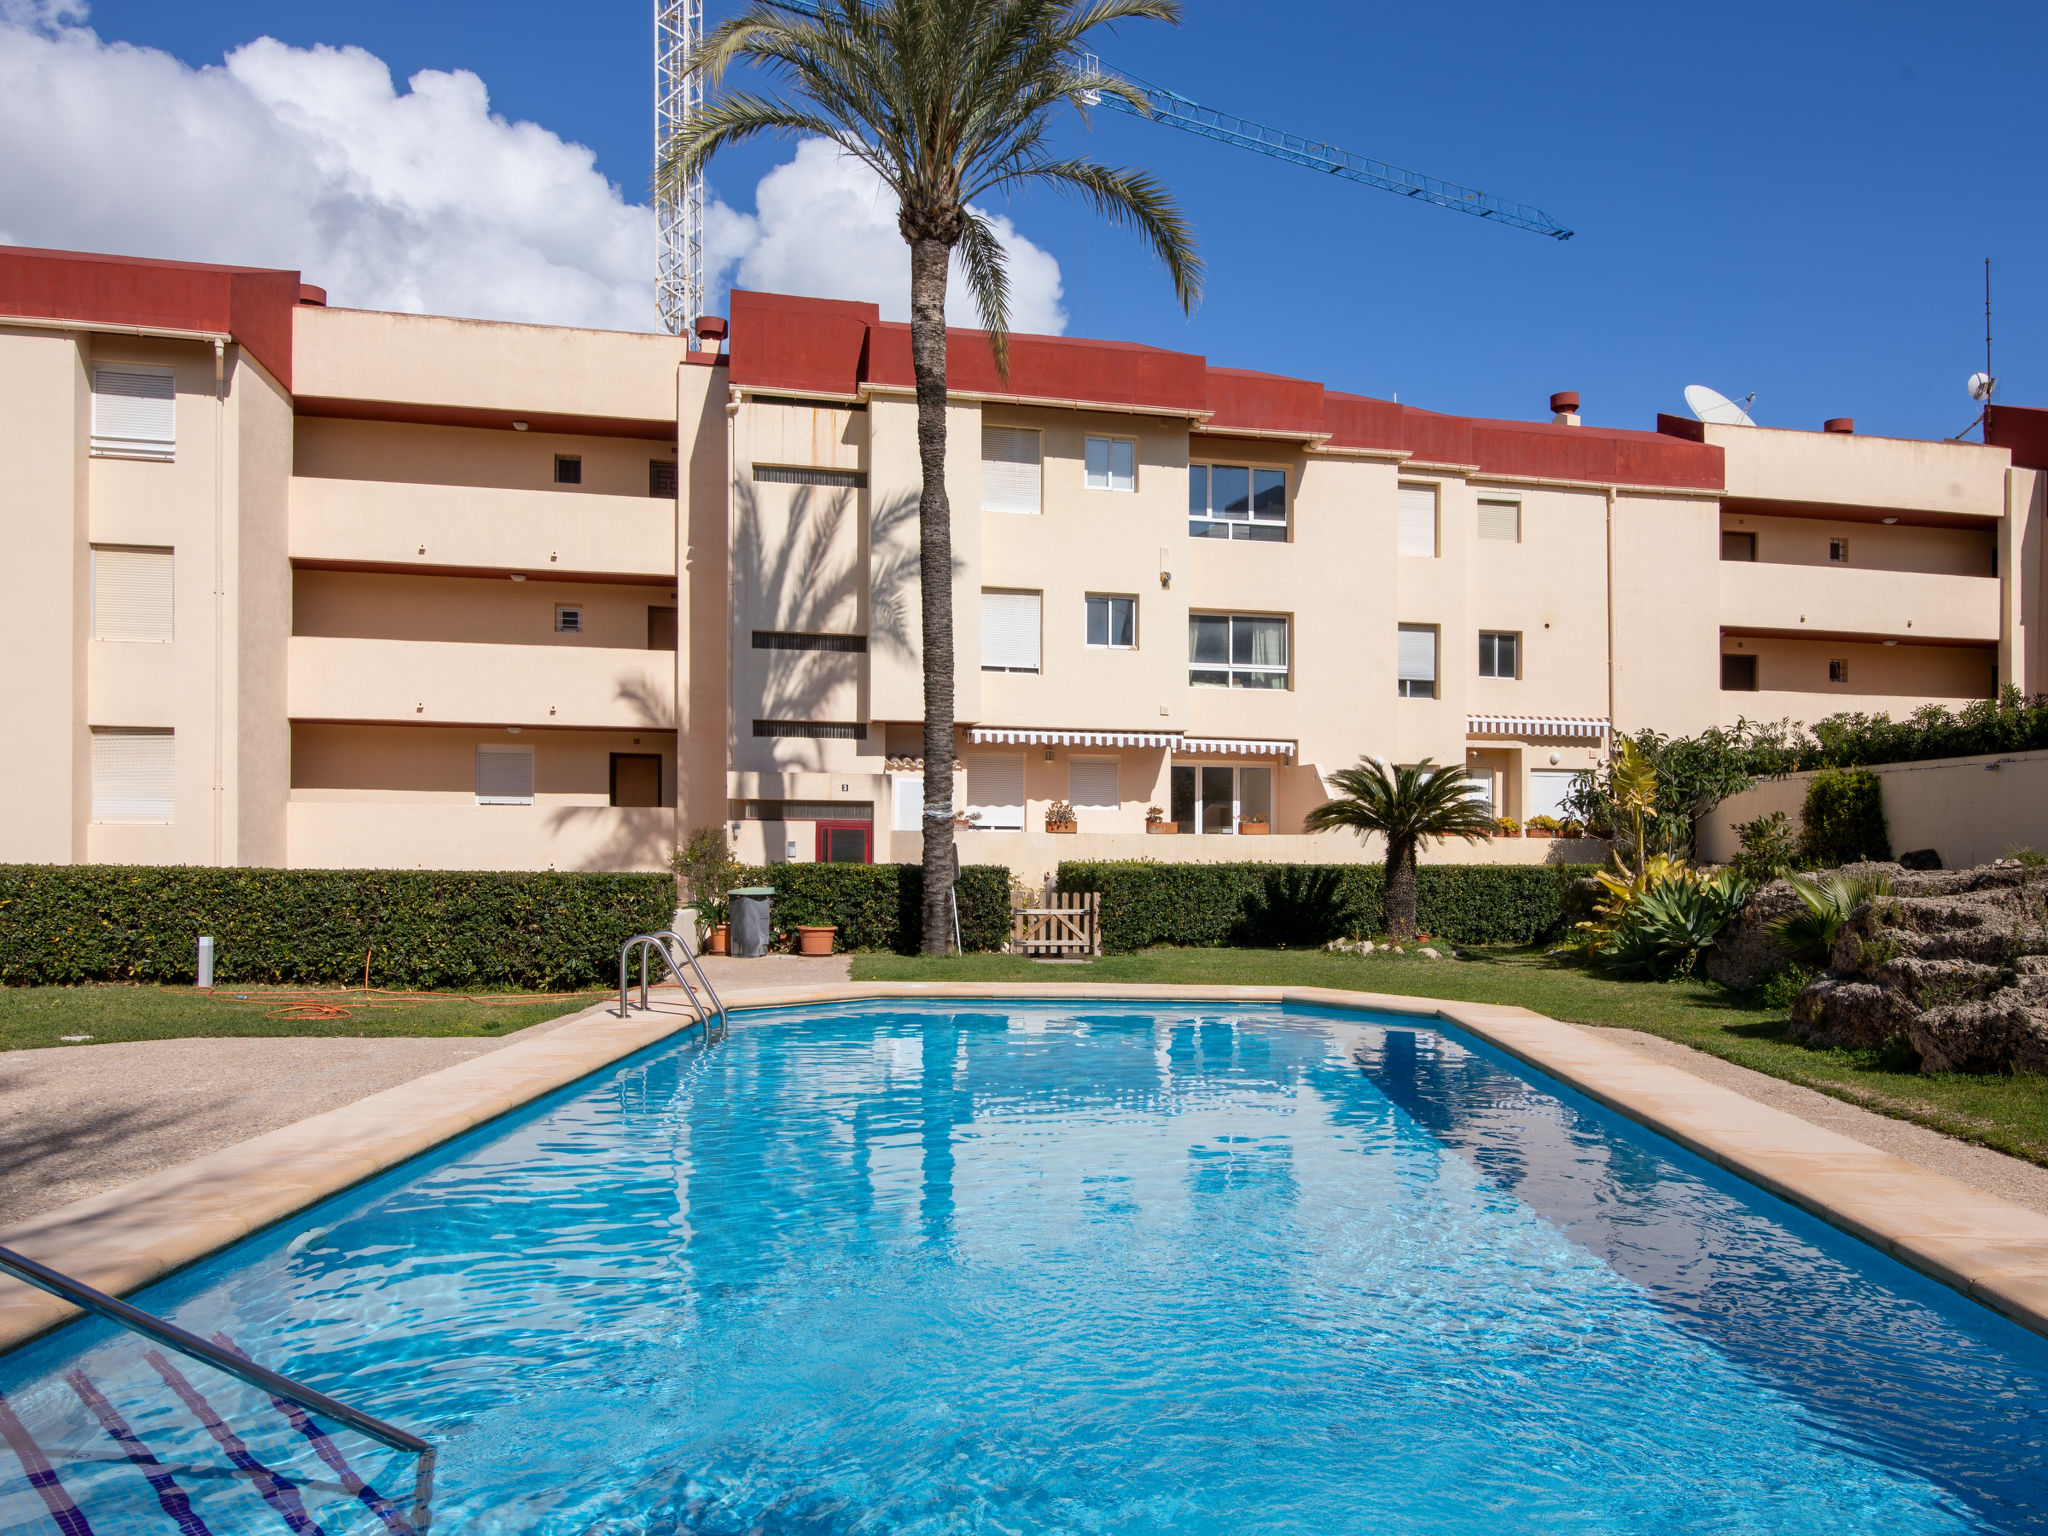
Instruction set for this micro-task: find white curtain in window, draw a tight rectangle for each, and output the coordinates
[91,546,174,642]
[91,729,174,822]
[91,367,176,460]
[965,754,1025,828]
[476,745,535,805]
[980,590,1041,671]
[1239,617,1288,668]
[1069,757,1120,812]
[1398,484,1437,557]
[1396,625,1438,682]
[981,426,1042,514]
[1477,499,1521,542]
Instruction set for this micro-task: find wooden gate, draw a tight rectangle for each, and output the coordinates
[1010,890,1101,957]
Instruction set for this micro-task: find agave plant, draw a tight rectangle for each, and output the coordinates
[1767,872,1893,969]
[1577,864,1751,979]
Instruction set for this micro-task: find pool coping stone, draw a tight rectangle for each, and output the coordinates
[4,980,2048,1352]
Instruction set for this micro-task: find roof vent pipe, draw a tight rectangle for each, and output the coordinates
[1550,391,1581,426]
[297,284,327,307]
[1824,417,1854,434]
[693,315,728,355]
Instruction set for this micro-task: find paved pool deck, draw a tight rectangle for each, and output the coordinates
[4,980,2047,1351]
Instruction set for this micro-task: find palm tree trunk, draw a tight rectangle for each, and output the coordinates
[1384,835,1419,940]
[909,235,957,955]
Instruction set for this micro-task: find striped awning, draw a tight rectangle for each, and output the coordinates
[1466,714,1609,740]
[968,727,1179,748]
[1178,736,1296,758]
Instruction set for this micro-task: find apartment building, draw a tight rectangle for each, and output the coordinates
[3,242,2042,876]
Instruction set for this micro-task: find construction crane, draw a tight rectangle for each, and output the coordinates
[654,0,1573,337]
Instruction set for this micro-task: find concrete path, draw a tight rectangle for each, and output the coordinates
[0,954,851,1231]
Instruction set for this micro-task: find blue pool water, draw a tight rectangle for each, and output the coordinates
[5,1001,2048,1534]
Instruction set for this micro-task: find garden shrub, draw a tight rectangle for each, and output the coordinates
[0,865,675,989]
[1731,810,1800,883]
[1798,769,1890,867]
[1056,861,1585,953]
[733,862,1011,953]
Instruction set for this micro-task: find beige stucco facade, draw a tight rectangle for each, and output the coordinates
[4,247,2044,876]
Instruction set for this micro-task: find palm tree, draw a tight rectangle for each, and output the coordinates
[660,0,1202,953]
[1303,758,1494,941]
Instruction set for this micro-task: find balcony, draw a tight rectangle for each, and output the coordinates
[1718,560,1999,644]
[290,476,674,579]
[289,637,673,729]
[288,799,673,872]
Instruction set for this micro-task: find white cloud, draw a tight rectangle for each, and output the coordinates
[0,7,1066,336]
[707,138,1067,335]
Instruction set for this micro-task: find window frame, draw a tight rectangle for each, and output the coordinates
[1084,434,1137,493]
[1829,538,1850,564]
[554,455,582,486]
[1168,761,1275,835]
[1828,658,1849,684]
[475,743,535,806]
[980,425,1044,515]
[1476,497,1522,544]
[90,365,176,461]
[1085,593,1139,650]
[1188,611,1291,690]
[1477,629,1520,680]
[1397,623,1439,699]
[1397,482,1439,559]
[1188,461,1289,542]
[554,604,583,635]
[1721,530,1757,562]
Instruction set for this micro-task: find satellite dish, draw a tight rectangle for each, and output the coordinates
[1684,384,1757,426]
[1968,372,1997,402]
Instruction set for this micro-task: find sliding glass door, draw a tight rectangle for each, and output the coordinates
[1169,763,1274,834]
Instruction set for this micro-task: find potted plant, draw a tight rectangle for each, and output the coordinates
[1560,818,1586,840]
[1238,813,1270,836]
[1045,799,1077,834]
[1525,815,1562,841]
[672,826,741,955]
[1145,805,1176,834]
[796,924,837,956]
[1493,815,1521,838]
[698,893,731,954]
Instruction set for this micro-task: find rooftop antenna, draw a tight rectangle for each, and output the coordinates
[1683,384,1757,426]
[654,0,703,339]
[1955,258,1997,442]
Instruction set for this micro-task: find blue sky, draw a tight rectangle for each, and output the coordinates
[73,0,2048,438]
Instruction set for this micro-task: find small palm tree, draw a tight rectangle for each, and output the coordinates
[660,0,1202,953]
[1304,758,1494,941]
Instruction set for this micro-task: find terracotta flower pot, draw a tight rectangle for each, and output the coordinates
[796,925,836,957]
[1146,822,1178,835]
[1046,821,1078,834]
[707,925,730,955]
[1238,821,1270,835]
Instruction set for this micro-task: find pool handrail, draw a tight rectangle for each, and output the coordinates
[617,929,725,1038]
[0,1242,435,1531]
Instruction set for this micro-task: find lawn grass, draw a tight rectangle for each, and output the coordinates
[851,946,2048,1166]
[0,984,605,1052]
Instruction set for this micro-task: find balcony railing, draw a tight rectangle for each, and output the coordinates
[289,637,674,729]
[1719,560,1999,643]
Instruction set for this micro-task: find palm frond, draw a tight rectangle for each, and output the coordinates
[1302,758,1495,847]
[954,209,1014,373]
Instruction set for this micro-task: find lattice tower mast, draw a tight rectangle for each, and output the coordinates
[654,0,703,339]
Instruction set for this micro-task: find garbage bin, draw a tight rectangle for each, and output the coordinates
[728,886,775,958]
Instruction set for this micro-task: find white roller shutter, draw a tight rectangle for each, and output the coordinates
[91,729,174,822]
[91,546,174,642]
[1396,624,1438,683]
[965,753,1025,829]
[981,426,1042,514]
[892,774,924,831]
[475,744,535,805]
[1398,484,1437,557]
[91,367,176,460]
[1477,499,1521,542]
[1528,770,1578,822]
[1069,757,1120,813]
[980,590,1041,672]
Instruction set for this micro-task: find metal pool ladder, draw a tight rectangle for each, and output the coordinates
[617,928,726,1039]
[0,1243,435,1533]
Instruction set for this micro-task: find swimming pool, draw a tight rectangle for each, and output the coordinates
[5,999,2048,1534]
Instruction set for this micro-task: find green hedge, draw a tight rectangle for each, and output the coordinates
[734,863,1011,953]
[0,866,675,989]
[1797,690,2048,770]
[1798,768,1890,867]
[1057,861,1585,953]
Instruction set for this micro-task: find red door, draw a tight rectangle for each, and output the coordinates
[815,822,871,863]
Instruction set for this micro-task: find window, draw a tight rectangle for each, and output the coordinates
[892,774,924,831]
[1189,464,1287,541]
[1397,625,1438,698]
[90,728,173,822]
[1527,769,1579,822]
[1189,613,1289,689]
[647,606,678,650]
[753,720,868,739]
[753,464,867,488]
[1085,595,1137,648]
[981,590,1041,673]
[649,460,678,497]
[1169,763,1272,834]
[1085,435,1136,492]
[1721,531,1756,561]
[1477,499,1521,543]
[981,426,1042,514]
[475,744,534,805]
[554,455,582,485]
[740,800,873,820]
[964,754,1025,829]
[1477,630,1519,679]
[817,823,872,863]
[610,753,662,807]
[1070,757,1120,814]
[751,631,868,652]
[1830,539,1849,563]
[91,366,175,460]
[554,605,583,634]
[1398,484,1438,558]
[91,546,173,642]
[1829,658,1849,684]
[1721,653,1759,691]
